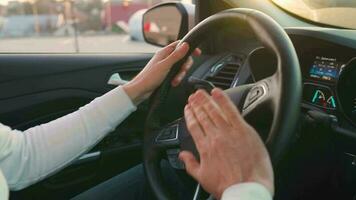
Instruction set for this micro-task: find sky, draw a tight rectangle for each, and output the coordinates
[0,0,22,6]
[0,0,11,6]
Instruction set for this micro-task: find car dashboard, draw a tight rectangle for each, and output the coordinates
[183,25,356,198]
[190,27,356,132]
[288,30,356,133]
[300,50,356,123]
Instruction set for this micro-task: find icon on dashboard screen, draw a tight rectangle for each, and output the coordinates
[311,90,325,104]
[304,84,336,109]
[311,90,336,109]
[327,96,337,109]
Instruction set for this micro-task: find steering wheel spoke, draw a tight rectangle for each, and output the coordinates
[153,118,199,170]
[241,75,278,117]
[155,123,180,149]
[153,120,187,170]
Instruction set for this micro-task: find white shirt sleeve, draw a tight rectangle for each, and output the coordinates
[221,182,272,200]
[0,86,136,191]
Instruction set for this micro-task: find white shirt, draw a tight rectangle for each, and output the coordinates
[0,86,271,200]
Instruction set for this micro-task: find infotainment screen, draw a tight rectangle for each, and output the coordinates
[309,56,343,82]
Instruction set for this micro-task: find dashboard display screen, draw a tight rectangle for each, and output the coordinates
[309,56,342,82]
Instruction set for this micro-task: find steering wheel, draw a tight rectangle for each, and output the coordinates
[143,8,301,200]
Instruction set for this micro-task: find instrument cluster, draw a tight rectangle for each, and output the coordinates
[301,53,356,126]
[337,58,356,125]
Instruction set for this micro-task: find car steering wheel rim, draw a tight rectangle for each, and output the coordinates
[143,8,302,200]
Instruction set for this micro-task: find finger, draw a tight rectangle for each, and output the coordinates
[211,88,242,125]
[191,90,228,129]
[171,56,193,87]
[192,48,202,57]
[184,104,206,150]
[190,90,217,135]
[166,40,181,48]
[179,151,200,180]
[171,71,186,87]
[199,92,229,129]
[160,42,190,67]
[154,41,180,61]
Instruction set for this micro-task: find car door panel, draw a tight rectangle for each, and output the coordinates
[0,54,150,127]
[0,54,152,199]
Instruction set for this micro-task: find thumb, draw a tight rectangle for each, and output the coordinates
[160,42,190,67]
[179,150,200,179]
[153,41,180,61]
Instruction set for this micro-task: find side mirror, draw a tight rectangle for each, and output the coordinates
[143,2,195,47]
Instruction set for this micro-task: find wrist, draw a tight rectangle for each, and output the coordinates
[246,173,274,196]
[255,179,274,196]
[216,182,237,200]
[122,82,145,106]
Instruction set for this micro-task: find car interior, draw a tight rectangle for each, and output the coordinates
[1,0,356,200]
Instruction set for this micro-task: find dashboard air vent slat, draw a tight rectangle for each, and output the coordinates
[206,56,242,89]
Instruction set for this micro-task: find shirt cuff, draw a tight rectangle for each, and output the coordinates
[221,182,272,200]
[112,86,137,110]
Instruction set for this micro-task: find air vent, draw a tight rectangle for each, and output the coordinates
[206,56,242,89]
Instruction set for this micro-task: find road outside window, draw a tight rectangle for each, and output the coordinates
[0,0,192,53]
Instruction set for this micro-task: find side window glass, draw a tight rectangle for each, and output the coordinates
[0,0,193,53]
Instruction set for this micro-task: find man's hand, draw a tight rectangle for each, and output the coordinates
[123,41,201,105]
[179,88,274,199]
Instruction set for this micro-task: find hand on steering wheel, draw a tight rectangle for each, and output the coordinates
[123,41,201,105]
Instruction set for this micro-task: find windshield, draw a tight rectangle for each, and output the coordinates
[272,0,356,29]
